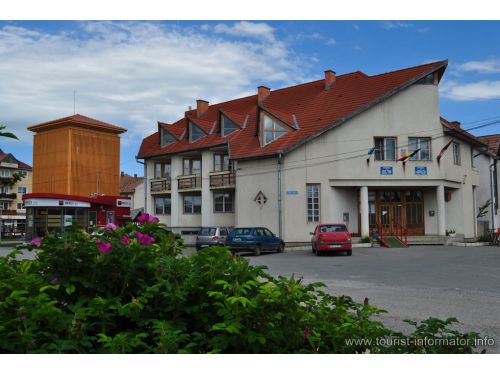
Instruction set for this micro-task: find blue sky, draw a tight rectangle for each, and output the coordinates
[1,20,500,176]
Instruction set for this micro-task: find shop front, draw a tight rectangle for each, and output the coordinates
[23,193,131,240]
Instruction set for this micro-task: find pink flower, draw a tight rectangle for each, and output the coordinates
[136,213,160,223]
[96,239,113,255]
[50,277,58,285]
[30,237,42,246]
[120,235,131,245]
[104,223,117,232]
[136,232,155,246]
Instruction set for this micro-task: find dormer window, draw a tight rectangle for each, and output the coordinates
[221,116,239,137]
[262,113,287,145]
[160,128,175,147]
[189,121,205,143]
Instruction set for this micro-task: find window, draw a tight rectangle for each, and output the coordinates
[189,122,206,143]
[154,162,171,178]
[18,186,27,194]
[18,170,27,177]
[1,186,8,193]
[221,116,240,137]
[415,73,436,85]
[254,191,267,208]
[307,184,320,222]
[154,195,171,215]
[17,202,25,210]
[1,202,9,210]
[160,129,175,146]
[374,137,397,161]
[262,114,287,145]
[183,194,201,214]
[214,192,234,213]
[214,154,231,172]
[408,137,431,160]
[1,169,9,177]
[183,158,201,176]
[452,142,460,165]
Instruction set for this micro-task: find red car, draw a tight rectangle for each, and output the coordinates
[310,223,352,256]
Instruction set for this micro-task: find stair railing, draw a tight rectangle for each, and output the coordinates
[393,220,408,247]
[375,221,389,248]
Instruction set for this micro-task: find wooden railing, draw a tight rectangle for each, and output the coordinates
[178,175,202,190]
[393,220,408,247]
[150,178,171,193]
[209,171,235,188]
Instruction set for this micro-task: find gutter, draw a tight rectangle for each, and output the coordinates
[278,153,283,239]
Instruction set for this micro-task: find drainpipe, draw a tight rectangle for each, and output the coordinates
[136,157,146,213]
[490,161,496,231]
[278,153,283,239]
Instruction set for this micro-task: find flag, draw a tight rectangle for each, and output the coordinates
[367,146,375,155]
[436,139,453,162]
[397,148,420,162]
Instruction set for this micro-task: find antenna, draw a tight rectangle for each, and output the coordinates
[73,90,76,114]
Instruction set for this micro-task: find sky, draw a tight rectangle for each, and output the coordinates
[2,19,500,176]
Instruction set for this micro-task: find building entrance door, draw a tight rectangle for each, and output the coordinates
[379,203,403,236]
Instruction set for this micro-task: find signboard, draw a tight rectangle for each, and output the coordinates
[380,166,393,175]
[64,215,73,227]
[415,166,428,175]
[116,199,132,207]
[24,198,90,208]
[286,190,299,195]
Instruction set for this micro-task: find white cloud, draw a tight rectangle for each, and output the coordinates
[325,37,336,45]
[213,21,276,42]
[0,21,306,148]
[441,80,500,101]
[456,59,500,74]
[381,21,414,29]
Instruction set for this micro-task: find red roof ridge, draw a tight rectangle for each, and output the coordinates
[369,60,448,78]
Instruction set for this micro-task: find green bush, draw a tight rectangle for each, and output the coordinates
[0,218,480,353]
[360,236,371,243]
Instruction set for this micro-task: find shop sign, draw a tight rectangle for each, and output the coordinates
[116,199,131,207]
[24,198,90,208]
[380,166,393,175]
[415,166,428,175]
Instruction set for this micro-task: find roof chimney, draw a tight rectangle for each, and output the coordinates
[196,99,209,118]
[121,171,124,177]
[324,70,336,90]
[258,86,271,102]
[134,174,137,178]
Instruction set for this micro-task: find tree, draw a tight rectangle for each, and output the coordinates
[477,199,491,219]
[0,124,24,188]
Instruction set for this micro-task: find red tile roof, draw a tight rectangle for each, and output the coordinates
[477,134,500,155]
[440,117,487,147]
[28,114,127,134]
[0,150,32,170]
[138,61,448,160]
[120,173,144,194]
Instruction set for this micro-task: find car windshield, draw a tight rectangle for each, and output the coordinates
[199,227,217,236]
[232,228,253,236]
[320,225,348,233]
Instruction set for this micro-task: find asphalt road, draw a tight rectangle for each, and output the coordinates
[248,246,500,353]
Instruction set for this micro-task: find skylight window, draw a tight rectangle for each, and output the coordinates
[221,116,240,137]
[189,122,206,143]
[262,114,287,145]
[160,128,175,146]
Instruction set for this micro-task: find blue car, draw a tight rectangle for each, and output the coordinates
[225,227,285,256]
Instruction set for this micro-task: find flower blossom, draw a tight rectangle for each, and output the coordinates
[136,232,155,246]
[120,235,131,245]
[104,223,117,232]
[96,239,113,255]
[136,213,160,223]
[30,237,42,246]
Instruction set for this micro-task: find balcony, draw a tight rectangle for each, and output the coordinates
[209,171,235,189]
[0,193,16,200]
[150,178,172,194]
[178,175,202,191]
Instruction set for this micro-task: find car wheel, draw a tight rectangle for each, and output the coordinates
[277,243,284,253]
[346,250,352,256]
[253,245,261,256]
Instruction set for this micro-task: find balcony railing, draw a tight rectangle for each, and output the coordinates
[150,178,172,193]
[178,175,202,190]
[0,193,16,200]
[209,171,235,189]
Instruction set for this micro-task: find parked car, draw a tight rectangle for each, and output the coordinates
[196,227,230,250]
[225,227,285,256]
[310,223,352,256]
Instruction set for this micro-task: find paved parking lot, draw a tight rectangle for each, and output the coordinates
[248,245,500,353]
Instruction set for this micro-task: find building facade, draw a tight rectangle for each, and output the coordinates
[120,172,145,216]
[0,149,32,238]
[138,61,485,242]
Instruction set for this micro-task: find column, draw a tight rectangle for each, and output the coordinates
[360,186,369,237]
[201,151,213,227]
[436,185,446,236]
[170,156,181,229]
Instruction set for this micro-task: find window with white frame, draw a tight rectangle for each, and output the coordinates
[214,192,234,213]
[1,202,9,210]
[409,137,431,160]
[17,186,27,194]
[452,142,461,165]
[1,169,9,177]
[154,162,171,178]
[183,194,201,214]
[307,184,320,222]
[262,114,287,145]
[154,195,171,215]
[189,122,206,143]
[221,116,240,137]
[160,128,175,147]
[374,137,397,161]
[1,186,9,193]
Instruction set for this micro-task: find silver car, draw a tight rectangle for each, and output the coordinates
[196,227,230,250]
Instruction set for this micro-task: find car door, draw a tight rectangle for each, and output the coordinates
[263,228,279,250]
[312,225,319,249]
[253,228,267,250]
[220,227,228,244]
